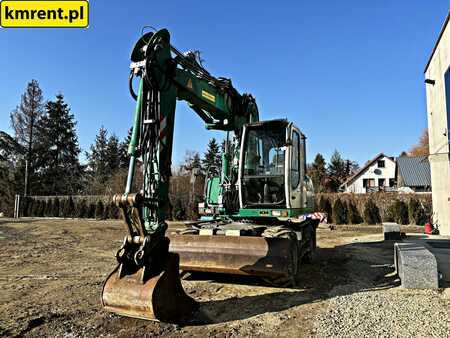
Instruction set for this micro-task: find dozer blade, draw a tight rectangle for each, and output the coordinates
[168,234,296,278]
[102,253,197,322]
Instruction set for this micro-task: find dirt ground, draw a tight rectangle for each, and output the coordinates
[0,219,448,337]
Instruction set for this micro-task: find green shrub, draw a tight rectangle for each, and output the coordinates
[38,200,46,217]
[333,198,347,224]
[363,199,381,224]
[384,203,396,222]
[95,200,104,220]
[105,202,120,220]
[31,200,40,217]
[77,199,88,218]
[21,197,31,217]
[408,198,427,225]
[87,203,96,218]
[110,202,121,219]
[318,196,332,221]
[45,199,53,217]
[59,199,66,217]
[63,197,75,218]
[347,200,362,224]
[26,198,34,217]
[393,200,409,225]
[103,203,111,220]
[52,198,60,217]
[173,199,186,220]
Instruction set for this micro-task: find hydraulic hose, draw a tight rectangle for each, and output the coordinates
[129,70,138,101]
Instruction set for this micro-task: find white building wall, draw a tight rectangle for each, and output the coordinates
[345,156,396,194]
[425,15,450,236]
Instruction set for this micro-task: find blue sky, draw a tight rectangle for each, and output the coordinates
[1,1,448,166]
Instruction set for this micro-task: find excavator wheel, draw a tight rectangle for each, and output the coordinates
[301,222,317,264]
[261,228,299,288]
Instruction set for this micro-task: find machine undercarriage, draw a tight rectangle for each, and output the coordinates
[170,217,318,287]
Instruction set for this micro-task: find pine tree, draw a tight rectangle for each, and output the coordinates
[86,127,109,183]
[202,138,221,176]
[34,94,82,195]
[344,159,359,179]
[327,150,347,192]
[106,134,121,172]
[309,153,327,192]
[9,80,44,195]
[86,127,123,187]
[119,127,132,168]
[182,150,203,173]
[0,133,20,216]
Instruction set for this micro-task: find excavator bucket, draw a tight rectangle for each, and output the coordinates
[168,234,296,279]
[102,253,198,322]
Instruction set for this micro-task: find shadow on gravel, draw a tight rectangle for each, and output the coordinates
[182,238,400,325]
[190,290,313,324]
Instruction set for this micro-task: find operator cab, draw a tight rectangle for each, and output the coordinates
[238,119,314,216]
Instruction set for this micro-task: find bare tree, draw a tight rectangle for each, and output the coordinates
[409,129,429,156]
[10,80,44,195]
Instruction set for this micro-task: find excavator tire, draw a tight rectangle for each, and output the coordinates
[261,228,299,287]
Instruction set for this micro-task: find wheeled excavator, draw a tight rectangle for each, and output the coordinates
[102,28,318,322]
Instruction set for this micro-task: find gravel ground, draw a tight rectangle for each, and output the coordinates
[1,219,448,337]
[314,283,450,338]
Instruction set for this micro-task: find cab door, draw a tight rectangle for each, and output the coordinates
[288,127,305,210]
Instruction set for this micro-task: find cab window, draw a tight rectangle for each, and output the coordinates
[291,131,300,188]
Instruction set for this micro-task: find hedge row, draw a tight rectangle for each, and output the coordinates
[19,197,122,220]
[317,193,431,225]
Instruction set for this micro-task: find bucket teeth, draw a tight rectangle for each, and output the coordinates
[102,253,198,322]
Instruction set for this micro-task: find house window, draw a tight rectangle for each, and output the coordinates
[445,67,450,139]
[363,178,375,188]
[377,160,385,168]
[389,178,395,187]
[378,178,385,187]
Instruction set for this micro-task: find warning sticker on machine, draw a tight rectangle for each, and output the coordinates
[0,0,89,28]
[201,90,216,103]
